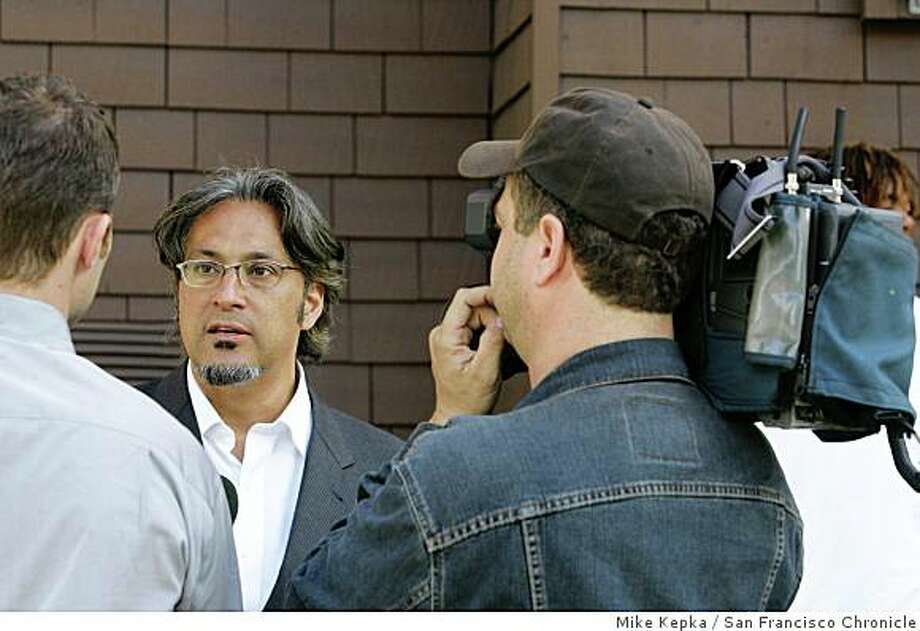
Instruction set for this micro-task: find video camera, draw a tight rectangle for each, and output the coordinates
[463,107,920,492]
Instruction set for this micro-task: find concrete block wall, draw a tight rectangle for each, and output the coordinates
[0,0,493,436]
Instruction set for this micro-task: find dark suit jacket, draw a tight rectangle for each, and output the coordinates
[138,364,404,610]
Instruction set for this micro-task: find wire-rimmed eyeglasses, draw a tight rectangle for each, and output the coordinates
[176,259,301,289]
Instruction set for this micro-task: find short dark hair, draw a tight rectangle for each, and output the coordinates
[153,167,346,362]
[0,74,119,282]
[509,171,707,313]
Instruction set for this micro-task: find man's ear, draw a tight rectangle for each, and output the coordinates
[301,282,325,330]
[533,213,568,287]
[77,213,113,271]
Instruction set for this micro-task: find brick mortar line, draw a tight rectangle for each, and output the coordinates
[557,71,745,80]
[111,107,489,122]
[492,84,530,120]
[2,39,490,56]
[492,14,532,57]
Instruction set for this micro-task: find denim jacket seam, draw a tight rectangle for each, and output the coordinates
[427,481,797,552]
[396,462,436,545]
[390,464,438,610]
[759,505,786,610]
[521,374,698,415]
[521,519,547,610]
[430,549,444,610]
[386,578,431,611]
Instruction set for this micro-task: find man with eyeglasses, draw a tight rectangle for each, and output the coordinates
[140,167,402,611]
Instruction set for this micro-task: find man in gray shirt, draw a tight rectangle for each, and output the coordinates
[0,74,241,610]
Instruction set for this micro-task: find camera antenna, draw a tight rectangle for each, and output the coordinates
[785,107,808,195]
[831,107,847,202]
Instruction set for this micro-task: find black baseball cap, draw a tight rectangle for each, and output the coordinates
[457,88,713,243]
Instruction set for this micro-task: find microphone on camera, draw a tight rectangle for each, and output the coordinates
[220,475,239,523]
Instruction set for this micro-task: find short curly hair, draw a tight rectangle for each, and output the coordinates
[154,167,345,362]
[509,171,708,313]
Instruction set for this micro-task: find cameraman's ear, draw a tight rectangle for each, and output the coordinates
[78,212,113,270]
[534,213,567,287]
[301,282,325,331]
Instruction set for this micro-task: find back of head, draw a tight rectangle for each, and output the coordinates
[509,171,708,313]
[459,88,713,313]
[0,74,119,284]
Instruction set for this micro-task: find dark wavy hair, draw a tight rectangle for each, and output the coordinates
[153,167,345,361]
[509,171,708,313]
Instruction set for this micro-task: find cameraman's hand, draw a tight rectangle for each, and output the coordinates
[428,286,505,425]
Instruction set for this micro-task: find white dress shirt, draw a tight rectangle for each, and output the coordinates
[187,362,311,611]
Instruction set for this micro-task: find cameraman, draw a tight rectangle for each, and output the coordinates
[287,88,802,610]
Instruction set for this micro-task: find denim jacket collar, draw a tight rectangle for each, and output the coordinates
[516,337,693,410]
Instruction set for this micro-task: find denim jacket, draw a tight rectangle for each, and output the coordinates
[288,339,802,610]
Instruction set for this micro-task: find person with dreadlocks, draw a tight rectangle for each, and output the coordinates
[816,142,919,237]
[763,142,920,611]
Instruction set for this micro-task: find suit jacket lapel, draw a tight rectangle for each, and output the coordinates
[265,392,356,609]
[150,368,355,609]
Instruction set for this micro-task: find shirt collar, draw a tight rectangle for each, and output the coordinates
[516,338,692,410]
[0,293,74,354]
[186,361,312,457]
[278,363,311,457]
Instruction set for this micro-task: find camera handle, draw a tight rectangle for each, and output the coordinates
[886,418,920,492]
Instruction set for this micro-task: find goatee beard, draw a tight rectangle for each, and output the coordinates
[194,363,263,387]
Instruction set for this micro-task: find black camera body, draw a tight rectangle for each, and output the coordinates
[462,180,528,380]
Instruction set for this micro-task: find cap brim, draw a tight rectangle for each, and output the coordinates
[458,140,520,178]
